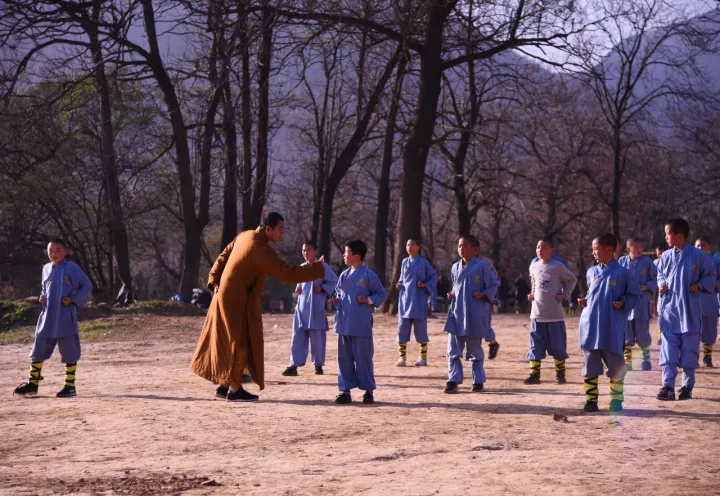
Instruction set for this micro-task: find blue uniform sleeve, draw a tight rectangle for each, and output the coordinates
[321,263,338,296]
[424,261,438,296]
[618,271,642,311]
[645,260,658,293]
[482,266,499,301]
[367,271,388,307]
[656,256,667,291]
[698,252,716,294]
[69,264,93,308]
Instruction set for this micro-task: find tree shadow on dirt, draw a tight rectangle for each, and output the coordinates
[96,393,216,402]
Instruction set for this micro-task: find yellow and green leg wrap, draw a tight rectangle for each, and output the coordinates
[64,362,77,387]
[623,345,633,365]
[641,346,651,362]
[554,359,566,378]
[584,376,599,404]
[29,361,44,385]
[398,342,407,359]
[419,342,428,360]
[703,343,713,358]
[530,360,541,378]
[609,377,624,403]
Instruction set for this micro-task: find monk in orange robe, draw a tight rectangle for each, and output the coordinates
[190,212,325,402]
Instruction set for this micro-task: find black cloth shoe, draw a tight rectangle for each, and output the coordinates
[335,392,352,404]
[56,386,76,398]
[641,361,652,371]
[471,383,484,392]
[444,381,459,394]
[678,386,693,400]
[608,399,623,412]
[488,342,500,360]
[583,400,599,412]
[215,385,229,399]
[242,373,253,383]
[703,355,714,368]
[555,375,567,384]
[314,366,324,375]
[282,366,298,377]
[226,388,259,402]
[13,382,38,397]
[523,375,541,385]
[362,391,374,404]
[656,386,675,401]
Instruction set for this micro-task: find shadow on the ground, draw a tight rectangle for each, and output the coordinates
[96,393,216,402]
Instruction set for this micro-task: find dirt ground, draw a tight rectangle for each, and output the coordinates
[1,312,719,495]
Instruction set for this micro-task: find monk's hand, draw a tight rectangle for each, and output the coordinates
[357,295,369,304]
[314,285,323,294]
[61,296,72,306]
[317,256,325,263]
[39,296,44,304]
[689,284,700,293]
[659,285,668,294]
[295,287,302,295]
[640,285,648,292]
[527,294,534,302]
[417,281,425,288]
[612,301,623,309]
[332,297,339,305]
[556,295,565,302]
[577,298,587,307]
[472,292,484,300]
[396,283,403,290]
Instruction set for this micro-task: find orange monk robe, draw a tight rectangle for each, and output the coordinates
[190,227,325,390]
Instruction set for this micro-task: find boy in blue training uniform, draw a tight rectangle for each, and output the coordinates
[476,246,501,360]
[395,238,437,367]
[13,239,93,398]
[283,241,338,377]
[443,235,498,394]
[618,238,658,371]
[577,233,642,413]
[333,240,387,405]
[694,236,720,368]
[656,219,716,401]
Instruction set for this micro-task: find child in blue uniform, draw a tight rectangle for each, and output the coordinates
[443,235,498,394]
[13,240,93,398]
[283,241,338,376]
[395,238,437,367]
[476,247,501,360]
[656,219,716,401]
[333,240,387,405]
[577,233,641,412]
[693,237,720,368]
[618,238,658,371]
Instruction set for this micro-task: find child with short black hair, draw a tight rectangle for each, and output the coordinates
[13,239,93,398]
[694,236,720,368]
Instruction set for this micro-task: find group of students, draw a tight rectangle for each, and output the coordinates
[11,218,720,414]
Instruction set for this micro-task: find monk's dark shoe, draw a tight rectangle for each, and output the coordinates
[314,366,323,375]
[242,373,253,383]
[583,400,599,412]
[555,374,567,384]
[523,375,541,385]
[488,342,500,360]
[335,392,352,404]
[282,366,298,377]
[443,381,459,394]
[227,388,259,402]
[678,386,693,400]
[641,361,652,371]
[13,382,38,397]
[656,386,675,401]
[362,391,374,404]
[471,383,484,392]
[215,385,229,399]
[608,400,623,412]
[56,386,76,398]
[703,355,714,368]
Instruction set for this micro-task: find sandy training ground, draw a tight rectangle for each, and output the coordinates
[1,312,719,495]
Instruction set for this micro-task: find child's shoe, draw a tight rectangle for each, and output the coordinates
[443,381,459,394]
[555,374,567,384]
[678,386,693,400]
[227,388,259,402]
[335,392,352,404]
[415,358,427,367]
[395,358,406,367]
[362,391,374,404]
[523,375,541,385]
[608,399,623,412]
[471,383,484,392]
[583,400,599,412]
[13,382,38,397]
[281,366,298,376]
[215,385,229,398]
[641,361,652,371]
[656,386,675,401]
[488,342,500,360]
[703,355,714,368]
[314,365,324,375]
[56,386,77,398]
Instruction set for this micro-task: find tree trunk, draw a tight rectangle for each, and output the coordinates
[373,53,407,286]
[385,0,457,314]
[88,0,134,305]
[611,126,622,238]
[219,28,238,247]
[238,1,254,230]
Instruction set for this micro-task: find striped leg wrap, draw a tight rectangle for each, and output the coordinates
[623,345,633,365]
[584,376,599,404]
[419,342,428,360]
[641,346,651,361]
[530,360,541,378]
[398,342,407,359]
[703,343,713,358]
[554,359,566,377]
[64,362,77,387]
[29,361,44,385]
[609,377,624,402]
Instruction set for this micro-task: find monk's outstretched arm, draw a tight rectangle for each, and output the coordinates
[256,244,324,284]
[208,237,237,289]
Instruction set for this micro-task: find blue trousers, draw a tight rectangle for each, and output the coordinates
[660,331,700,389]
[625,319,652,348]
[447,334,485,385]
[397,317,429,343]
[701,316,718,345]
[337,335,375,392]
[527,320,568,361]
[29,334,81,363]
[290,329,326,366]
[582,349,626,379]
